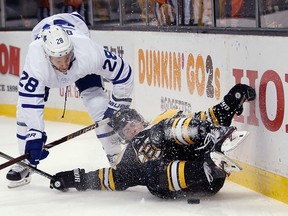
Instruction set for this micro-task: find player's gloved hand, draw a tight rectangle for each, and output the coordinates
[103,95,132,119]
[211,84,256,126]
[223,83,256,115]
[25,129,49,166]
[50,168,87,192]
[103,107,117,119]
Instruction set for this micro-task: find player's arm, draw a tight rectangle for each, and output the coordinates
[50,167,133,192]
[158,117,211,147]
[94,44,134,119]
[191,84,256,126]
[17,51,49,165]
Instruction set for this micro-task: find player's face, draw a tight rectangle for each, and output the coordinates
[121,120,145,141]
[49,52,73,73]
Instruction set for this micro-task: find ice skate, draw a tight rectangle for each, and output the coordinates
[210,151,242,175]
[205,125,249,153]
[220,130,249,152]
[198,126,236,152]
[6,164,32,188]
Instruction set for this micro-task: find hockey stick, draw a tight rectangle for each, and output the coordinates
[0,118,110,170]
[0,151,54,180]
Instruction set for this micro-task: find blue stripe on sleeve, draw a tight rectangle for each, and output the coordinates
[113,66,132,85]
[19,92,45,98]
[17,121,27,126]
[53,19,75,27]
[17,134,26,140]
[22,104,45,109]
[111,94,132,102]
[97,130,116,139]
[111,58,124,82]
[42,24,50,29]
[72,12,85,23]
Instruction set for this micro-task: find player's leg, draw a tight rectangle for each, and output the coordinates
[196,123,249,154]
[79,86,122,166]
[210,151,242,174]
[143,159,227,199]
[6,112,32,188]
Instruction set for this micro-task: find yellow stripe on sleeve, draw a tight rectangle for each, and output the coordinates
[200,111,207,121]
[167,162,174,192]
[182,118,196,145]
[209,107,219,125]
[109,168,116,191]
[172,118,182,145]
[178,161,188,189]
[98,169,106,190]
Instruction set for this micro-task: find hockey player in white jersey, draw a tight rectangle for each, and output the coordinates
[6,12,133,188]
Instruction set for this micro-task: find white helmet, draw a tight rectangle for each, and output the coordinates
[41,25,73,57]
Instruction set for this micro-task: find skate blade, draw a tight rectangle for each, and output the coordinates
[221,131,249,152]
[210,151,242,174]
[8,176,31,188]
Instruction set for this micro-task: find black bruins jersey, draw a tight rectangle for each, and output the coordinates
[93,108,229,196]
[55,84,256,198]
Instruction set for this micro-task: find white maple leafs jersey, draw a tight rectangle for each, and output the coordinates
[18,12,133,132]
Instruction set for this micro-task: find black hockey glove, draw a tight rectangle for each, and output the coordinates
[223,83,256,115]
[50,168,87,192]
[212,84,256,126]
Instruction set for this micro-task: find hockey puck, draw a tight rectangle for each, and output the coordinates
[187,198,200,204]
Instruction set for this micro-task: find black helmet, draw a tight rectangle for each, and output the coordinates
[111,108,145,136]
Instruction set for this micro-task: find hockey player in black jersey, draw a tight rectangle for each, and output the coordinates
[50,84,256,199]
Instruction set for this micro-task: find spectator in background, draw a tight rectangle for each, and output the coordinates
[37,0,50,21]
[156,0,194,26]
[137,0,156,24]
[155,0,176,26]
[62,0,85,15]
[192,0,212,26]
[183,0,194,26]
[61,0,91,25]
[92,0,110,21]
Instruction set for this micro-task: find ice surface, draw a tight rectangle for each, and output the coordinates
[1,116,288,216]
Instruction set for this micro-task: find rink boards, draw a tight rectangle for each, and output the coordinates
[1,30,288,204]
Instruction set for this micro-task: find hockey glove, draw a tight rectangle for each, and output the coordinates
[212,84,256,126]
[223,83,256,115]
[103,95,132,119]
[103,107,117,120]
[25,129,49,166]
[50,168,87,192]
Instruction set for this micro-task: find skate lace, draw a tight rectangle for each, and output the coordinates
[11,164,27,173]
[203,162,213,184]
[214,126,235,144]
[195,133,217,151]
